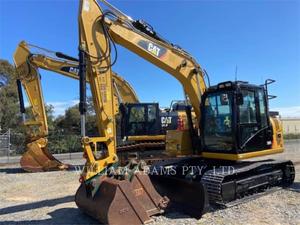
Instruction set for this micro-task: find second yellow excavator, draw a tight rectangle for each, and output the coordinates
[13,41,141,172]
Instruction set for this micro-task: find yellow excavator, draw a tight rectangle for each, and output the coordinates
[74,0,295,224]
[13,41,140,172]
[17,0,295,224]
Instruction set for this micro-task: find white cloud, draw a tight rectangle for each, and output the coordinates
[272,106,300,118]
[47,100,79,116]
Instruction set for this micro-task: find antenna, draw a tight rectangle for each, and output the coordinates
[235,65,238,81]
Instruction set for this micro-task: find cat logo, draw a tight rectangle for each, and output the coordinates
[137,40,167,58]
[161,116,172,127]
[147,43,161,57]
[61,66,79,75]
[68,67,79,74]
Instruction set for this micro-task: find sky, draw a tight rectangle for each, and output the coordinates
[0,0,300,117]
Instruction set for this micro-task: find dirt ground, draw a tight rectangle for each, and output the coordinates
[0,140,299,225]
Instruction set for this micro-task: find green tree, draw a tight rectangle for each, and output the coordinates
[49,104,82,153]
[0,60,27,153]
[46,104,55,132]
[0,60,20,132]
[54,96,98,136]
[55,104,80,134]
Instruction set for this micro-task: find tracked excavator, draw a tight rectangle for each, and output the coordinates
[17,0,295,224]
[13,41,142,172]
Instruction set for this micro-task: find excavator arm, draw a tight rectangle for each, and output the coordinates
[13,41,139,172]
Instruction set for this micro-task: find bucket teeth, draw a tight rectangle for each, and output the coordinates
[75,173,169,225]
[20,142,69,172]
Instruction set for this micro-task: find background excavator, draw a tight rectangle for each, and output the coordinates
[13,41,141,172]
[16,0,295,224]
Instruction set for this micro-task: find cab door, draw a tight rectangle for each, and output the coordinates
[237,88,270,152]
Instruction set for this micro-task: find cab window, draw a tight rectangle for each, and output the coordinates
[147,105,157,122]
[239,90,257,124]
[258,90,267,127]
[129,106,145,122]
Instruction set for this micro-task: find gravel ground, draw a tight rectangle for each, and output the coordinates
[0,140,299,225]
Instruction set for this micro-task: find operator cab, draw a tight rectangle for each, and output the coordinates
[120,103,163,137]
[120,101,187,138]
[200,81,273,156]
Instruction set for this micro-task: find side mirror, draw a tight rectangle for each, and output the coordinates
[237,93,244,105]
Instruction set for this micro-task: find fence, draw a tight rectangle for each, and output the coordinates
[0,129,83,164]
[284,125,300,134]
[282,118,300,139]
[0,129,11,161]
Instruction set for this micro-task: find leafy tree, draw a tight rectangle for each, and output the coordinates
[55,104,80,134]
[0,60,27,153]
[46,104,55,132]
[54,96,98,136]
[0,60,20,132]
[47,97,99,153]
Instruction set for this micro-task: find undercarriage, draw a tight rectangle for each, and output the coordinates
[150,157,295,218]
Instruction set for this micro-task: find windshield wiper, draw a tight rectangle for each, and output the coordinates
[240,126,269,150]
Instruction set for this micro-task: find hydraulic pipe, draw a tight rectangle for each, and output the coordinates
[56,52,79,62]
[16,79,26,122]
[78,49,87,137]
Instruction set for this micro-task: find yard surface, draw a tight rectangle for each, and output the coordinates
[0,140,299,225]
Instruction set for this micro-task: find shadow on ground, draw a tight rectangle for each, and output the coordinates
[0,208,99,225]
[288,182,300,193]
[0,164,83,174]
[0,195,99,224]
[0,167,24,174]
[67,164,84,171]
[0,196,74,215]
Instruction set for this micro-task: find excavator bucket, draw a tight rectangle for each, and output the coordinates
[75,173,169,225]
[20,142,69,172]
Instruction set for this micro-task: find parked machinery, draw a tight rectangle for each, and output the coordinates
[16,1,295,224]
[13,41,139,172]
